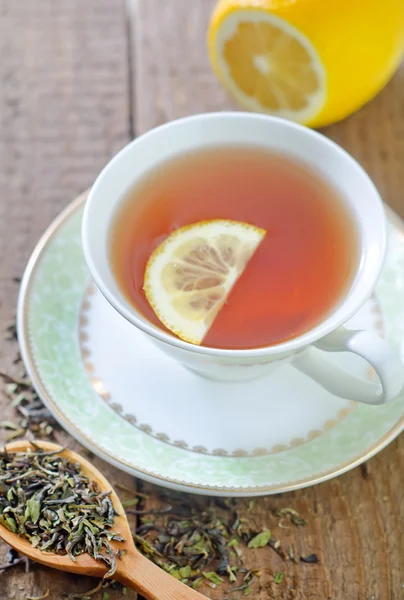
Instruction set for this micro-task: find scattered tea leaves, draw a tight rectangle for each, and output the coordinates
[114,484,148,499]
[192,577,203,589]
[274,507,308,527]
[179,565,192,579]
[203,571,223,585]
[5,321,18,342]
[301,553,319,563]
[0,369,58,441]
[247,528,271,548]
[228,571,257,594]
[274,571,284,584]
[287,546,300,563]
[0,546,30,573]
[129,488,316,594]
[360,462,370,479]
[121,498,139,508]
[132,533,157,556]
[269,538,287,559]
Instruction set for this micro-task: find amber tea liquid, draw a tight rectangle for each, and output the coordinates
[110,146,359,349]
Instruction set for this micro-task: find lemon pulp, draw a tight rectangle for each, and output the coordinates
[144,220,266,345]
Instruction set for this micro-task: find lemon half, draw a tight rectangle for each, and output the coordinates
[144,220,266,345]
[208,0,404,127]
[210,9,326,123]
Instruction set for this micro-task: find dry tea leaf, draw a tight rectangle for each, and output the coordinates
[203,571,223,585]
[247,529,271,548]
[274,572,284,584]
[274,507,307,527]
[0,446,124,577]
[301,553,319,563]
[26,590,50,600]
[179,565,192,579]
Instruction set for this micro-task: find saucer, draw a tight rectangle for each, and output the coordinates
[18,193,404,496]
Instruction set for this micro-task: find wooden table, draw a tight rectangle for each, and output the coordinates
[1,1,404,598]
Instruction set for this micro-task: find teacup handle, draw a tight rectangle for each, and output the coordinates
[292,327,404,405]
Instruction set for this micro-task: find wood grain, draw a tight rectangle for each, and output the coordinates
[323,68,404,217]
[132,1,404,599]
[0,1,137,598]
[132,0,230,132]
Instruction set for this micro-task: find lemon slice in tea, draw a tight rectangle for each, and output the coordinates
[144,220,266,345]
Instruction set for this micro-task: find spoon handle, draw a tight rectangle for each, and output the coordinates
[117,550,207,599]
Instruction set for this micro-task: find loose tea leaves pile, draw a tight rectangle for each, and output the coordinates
[131,491,314,592]
[0,445,124,577]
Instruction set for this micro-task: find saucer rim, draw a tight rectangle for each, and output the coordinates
[16,193,404,496]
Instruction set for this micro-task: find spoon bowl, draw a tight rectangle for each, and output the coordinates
[0,440,206,599]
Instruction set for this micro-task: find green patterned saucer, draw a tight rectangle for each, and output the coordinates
[17,194,404,496]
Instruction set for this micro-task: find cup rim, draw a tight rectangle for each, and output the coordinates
[82,111,386,358]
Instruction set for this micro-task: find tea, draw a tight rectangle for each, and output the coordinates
[109,146,359,349]
[0,445,124,576]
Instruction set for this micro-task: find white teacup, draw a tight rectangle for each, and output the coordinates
[82,112,404,406]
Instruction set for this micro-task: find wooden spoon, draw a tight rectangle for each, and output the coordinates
[0,440,207,599]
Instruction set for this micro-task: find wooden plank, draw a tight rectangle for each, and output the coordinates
[132,0,230,132]
[0,1,137,598]
[324,68,404,217]
[132,1,404,599]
